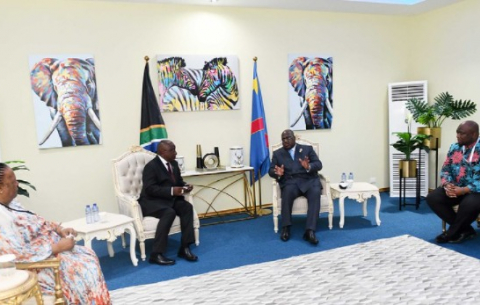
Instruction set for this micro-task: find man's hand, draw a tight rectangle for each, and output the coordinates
[173,187,186,196]
[299,156,310,170]
[273,165,284,177]
[444,183,457,198]
[183,184,194,193]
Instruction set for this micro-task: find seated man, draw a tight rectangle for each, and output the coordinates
[427,120,480,244]
[268,129,323,245]
[139,140,198,265]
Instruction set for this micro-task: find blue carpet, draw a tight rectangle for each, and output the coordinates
[91,192,480,291]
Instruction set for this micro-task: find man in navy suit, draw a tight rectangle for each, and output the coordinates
[139,140,197,265]
[269,129,323,245]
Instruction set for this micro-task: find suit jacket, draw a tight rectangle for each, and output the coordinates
[138,156,187,216]
[268,144,323,193]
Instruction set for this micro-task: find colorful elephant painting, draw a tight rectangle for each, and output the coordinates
[30,57,101,147]
[288,56,333,130]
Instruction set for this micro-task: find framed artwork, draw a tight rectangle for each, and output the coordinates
[29,54,102,149]
[288,54,333,130]
[157,55,240,112]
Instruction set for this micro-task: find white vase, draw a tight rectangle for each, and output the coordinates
[230,146,244,168]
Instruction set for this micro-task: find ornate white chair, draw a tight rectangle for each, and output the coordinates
[271,136,333,233]
[112,146,200,261]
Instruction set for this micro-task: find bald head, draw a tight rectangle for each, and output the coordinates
[281,129,296,150]
[456,120,479,146]
[157,140,177,162]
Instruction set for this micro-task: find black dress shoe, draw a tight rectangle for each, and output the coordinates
[303,229,319,245]
[178,247,198,262]
[149,253,175,266]
[435,232,449,244]
[449,231,477,244]
[280,226,290,242]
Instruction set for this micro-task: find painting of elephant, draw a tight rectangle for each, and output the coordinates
[157,55,239,112]
[288,56,333,130]
[30,56,101,148]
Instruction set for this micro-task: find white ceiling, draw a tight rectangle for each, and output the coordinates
[86,0,466,15]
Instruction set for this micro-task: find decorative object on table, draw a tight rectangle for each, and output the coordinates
[391,112,431,178]
[175,156,185,173]
[339,172,347,189]
[4,161,36,197]
[29,54,102,148]
[157,55,239,112]
[202,153,219,170]
[406,92,476,149]
[140,56,168,153]
[214,147,220,166]
[230,146,244,168]
[288,54,333,130]
[196,144,204,169]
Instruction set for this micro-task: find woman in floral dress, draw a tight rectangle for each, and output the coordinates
[0,163,111,304]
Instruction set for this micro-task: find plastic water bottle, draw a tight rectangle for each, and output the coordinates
[349,172,354,181]
[92,203,100,223]
[85,205,93,224]
[341,172,346,182]
[347,172,354,189]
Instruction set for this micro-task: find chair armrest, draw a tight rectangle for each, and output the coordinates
[16,258,65,304]
[319,174,330,196]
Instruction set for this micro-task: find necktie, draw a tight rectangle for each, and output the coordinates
[166,163,175,182]
[289,148,295,160]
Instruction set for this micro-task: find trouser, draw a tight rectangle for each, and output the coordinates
[426,187,480,238]
[281,183,321,231]
[147,199,195,255]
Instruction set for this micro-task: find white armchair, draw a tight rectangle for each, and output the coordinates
[271,136,333,233]
[112,146,200,261]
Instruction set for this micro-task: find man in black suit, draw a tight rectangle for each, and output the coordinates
[139,140,198,265]
[269,129,323,245]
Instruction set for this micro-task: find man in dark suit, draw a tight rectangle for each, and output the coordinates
[268,129,323,245]
[139,140,198,266]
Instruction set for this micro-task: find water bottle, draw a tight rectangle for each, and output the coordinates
[347,172,354,189]
[85,205,93,224]
[92,203,100,223]
[341,172,346,182]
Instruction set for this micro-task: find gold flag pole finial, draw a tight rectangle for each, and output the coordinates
[253,57,257,62]
[144,56,150,62]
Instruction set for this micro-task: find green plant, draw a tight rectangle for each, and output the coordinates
[391,114,431,160]
[406,92,476,128]
[5,160,36,197]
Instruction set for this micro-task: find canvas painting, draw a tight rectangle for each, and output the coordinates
[29,54,102,149]
[157,55,240,112]
[288,54,333,130]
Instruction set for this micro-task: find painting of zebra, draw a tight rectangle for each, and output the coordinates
[157,55,240,112]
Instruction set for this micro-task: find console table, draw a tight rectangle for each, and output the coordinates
[183,166,256,224]
[62,212,138,266]
[330,182,381,228]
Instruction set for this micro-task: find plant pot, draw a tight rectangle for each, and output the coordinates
[399,159,417,178]
[417,127,441,149]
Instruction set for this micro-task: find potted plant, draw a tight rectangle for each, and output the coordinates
[391,114,431,178]
[5,160,36,197]
[406,92,476,149]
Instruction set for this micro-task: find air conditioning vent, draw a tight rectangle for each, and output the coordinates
[388,81,429,197]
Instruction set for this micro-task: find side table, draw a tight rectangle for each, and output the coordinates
[0,270,43,304]
[330,182,381,228]
[62,212,138,266]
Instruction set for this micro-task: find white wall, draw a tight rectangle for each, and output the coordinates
[0,0,428,221]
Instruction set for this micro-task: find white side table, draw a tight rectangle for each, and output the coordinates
[62,212,138,266]
[330,182,381,228]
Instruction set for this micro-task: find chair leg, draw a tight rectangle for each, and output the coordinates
[442,220,447,233]
[140,241,146,261]
[194,228,200,246]
[53,265,65,305]
[273,215,278,233]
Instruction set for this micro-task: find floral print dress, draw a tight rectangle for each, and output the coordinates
[0,200,111,305]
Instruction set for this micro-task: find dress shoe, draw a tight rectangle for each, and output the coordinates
[435,232,450,244]
[280,226,290,242]
[149,253,175,266]
[449,230,477,244]
[178,246,198,262]
[303,229,319,245]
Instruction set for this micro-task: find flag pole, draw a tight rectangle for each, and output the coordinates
[144,56,149,61]
[252,56,271,216]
